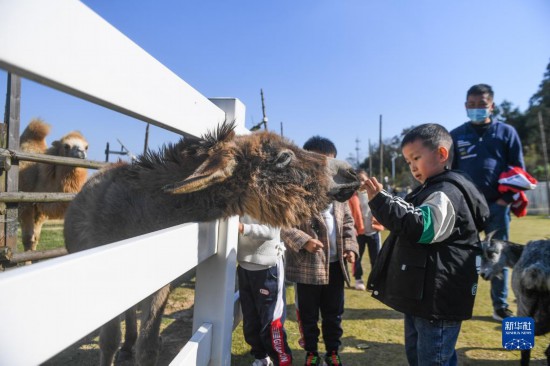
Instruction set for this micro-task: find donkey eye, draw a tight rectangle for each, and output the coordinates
[274,150,294,169]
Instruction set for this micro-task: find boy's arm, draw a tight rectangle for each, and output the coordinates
[369,190,456,244]
[371,217,384,232]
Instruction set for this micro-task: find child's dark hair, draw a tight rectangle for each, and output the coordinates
[401,123,453,152]
[303,135,337,157]
[466,84,494,100]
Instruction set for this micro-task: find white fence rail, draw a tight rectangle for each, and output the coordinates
[525,181,549,216]
[0,0,244,365]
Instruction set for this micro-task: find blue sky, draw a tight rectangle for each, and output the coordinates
[1,1,549,165]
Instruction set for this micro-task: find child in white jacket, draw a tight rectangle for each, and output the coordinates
[237,215,292,366]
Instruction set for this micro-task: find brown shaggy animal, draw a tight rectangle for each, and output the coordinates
[64,121,360,366]
[18,118,88,251]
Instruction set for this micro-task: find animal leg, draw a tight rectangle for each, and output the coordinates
[116,306,138,363]
[135,285,171,366]
[19,206,37,251]
[520,349,530,366]
[99,317,122,366]
[30,218,45,252]
[545,343,550,366]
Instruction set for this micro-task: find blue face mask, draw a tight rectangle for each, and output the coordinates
[467,108,491,124]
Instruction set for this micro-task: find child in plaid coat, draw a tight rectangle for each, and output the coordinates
[281,136,359,366]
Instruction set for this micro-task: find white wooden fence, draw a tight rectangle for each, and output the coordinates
[0,1,245,365]
[525,181,550,216]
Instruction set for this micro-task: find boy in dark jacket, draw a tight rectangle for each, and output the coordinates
[365,124,489,366]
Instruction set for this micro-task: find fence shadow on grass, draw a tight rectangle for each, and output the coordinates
[156,305,195,366]
[42,301,195,366]
[42,330,100,366]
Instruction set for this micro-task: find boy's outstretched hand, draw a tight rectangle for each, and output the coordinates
[364,176,383,200]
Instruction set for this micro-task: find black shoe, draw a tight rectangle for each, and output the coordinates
[493,307,514,321]
[304,351,321,366]
[324,351,343,366]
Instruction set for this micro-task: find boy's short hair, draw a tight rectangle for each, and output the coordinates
[466,84,494,100]
[401,123,453,154]
[303,136,337,157]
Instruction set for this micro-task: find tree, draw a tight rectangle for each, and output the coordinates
[525,60,550,180]
[492,59,550,181]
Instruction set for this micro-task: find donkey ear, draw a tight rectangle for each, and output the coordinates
[162,154,236,194]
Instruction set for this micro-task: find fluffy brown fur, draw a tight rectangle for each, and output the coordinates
[18,118,89,251]
[64,120,359,366]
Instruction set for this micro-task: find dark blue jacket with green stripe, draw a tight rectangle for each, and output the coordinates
[367,170,489,320]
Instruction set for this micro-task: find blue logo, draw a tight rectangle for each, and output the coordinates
[502,317,535,350]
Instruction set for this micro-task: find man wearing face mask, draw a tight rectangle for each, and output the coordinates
[450,83,525,322]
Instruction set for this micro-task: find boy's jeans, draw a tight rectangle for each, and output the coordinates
[486,202,511,310]
[404,314,461,366]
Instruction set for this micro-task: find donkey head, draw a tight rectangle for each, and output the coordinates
[480,232,524,280]
[160,121,360,227]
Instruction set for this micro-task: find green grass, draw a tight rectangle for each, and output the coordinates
[19,215,550,365]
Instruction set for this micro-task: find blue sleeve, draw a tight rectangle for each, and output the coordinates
[507,127,525,169]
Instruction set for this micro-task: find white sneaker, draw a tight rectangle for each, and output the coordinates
[355,279,366,291]
[252,356,273,366]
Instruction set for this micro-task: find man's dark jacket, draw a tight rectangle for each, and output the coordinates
[367,170,489,320]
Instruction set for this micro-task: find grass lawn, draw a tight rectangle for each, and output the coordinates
[16,215,550,365]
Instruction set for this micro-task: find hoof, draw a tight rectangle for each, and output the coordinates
[114,349,133,364]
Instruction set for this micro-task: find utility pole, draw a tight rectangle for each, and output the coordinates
[391,152,401,184]
[368,139,373,177]
[143,123,150,155]
[355,137,361,168]
[250,89,269,131]
[538,111,550,217]
[379,114,383,181]
[280,121,283,137]
[105,139,136,162]
[260,88,268,131]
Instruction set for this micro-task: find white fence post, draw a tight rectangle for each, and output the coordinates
[193,216,239,366]
[192,98,245,366]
